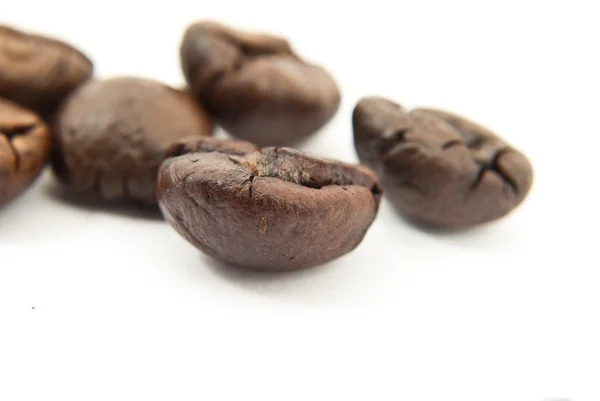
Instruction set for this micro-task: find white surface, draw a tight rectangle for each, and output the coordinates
[1,1,599,400]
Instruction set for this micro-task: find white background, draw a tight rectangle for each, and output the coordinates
[1,1,599,400]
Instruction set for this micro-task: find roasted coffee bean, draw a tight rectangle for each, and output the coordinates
[0,25,93,116]
[52,77,213,205]
[180,21,341,146]
[353,96,533,229]
[0,97,51,207]
[158,140,382,271]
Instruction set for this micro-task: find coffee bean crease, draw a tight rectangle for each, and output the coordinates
[353,96,533,228]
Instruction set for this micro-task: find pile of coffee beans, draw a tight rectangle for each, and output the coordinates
[0,21,533,271]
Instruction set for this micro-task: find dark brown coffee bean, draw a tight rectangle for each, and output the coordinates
[0,97,51,207]
[353,96,533,229]
[180,21,341,146]
[52,77,214,205]
[0,25,93,116]
[157,140,382,271]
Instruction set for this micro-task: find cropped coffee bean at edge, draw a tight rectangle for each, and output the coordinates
[0,24,93,117]
[0,97,51,208]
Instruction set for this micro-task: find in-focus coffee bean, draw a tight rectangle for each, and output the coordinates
[52,77,214,205]
[0,97,51,207]
[353,96,533,229]
[0,25,93,116]
[158,137,382,271]
[180,21,341,146]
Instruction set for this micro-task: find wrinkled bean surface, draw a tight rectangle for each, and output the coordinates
[158,138,382,271]
[353,96,533,228]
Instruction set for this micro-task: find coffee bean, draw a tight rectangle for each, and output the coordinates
[52,77,214,205]
[180,21,341,146]
[157,139,382,271]
[353,96,533,229]
[0,25,93,116]
[0,97,51,207]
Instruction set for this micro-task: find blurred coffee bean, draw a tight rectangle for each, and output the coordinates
[0,25,93,116]
[52,77,213,205]
[180,21,340,146]
[0,97,51,207]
